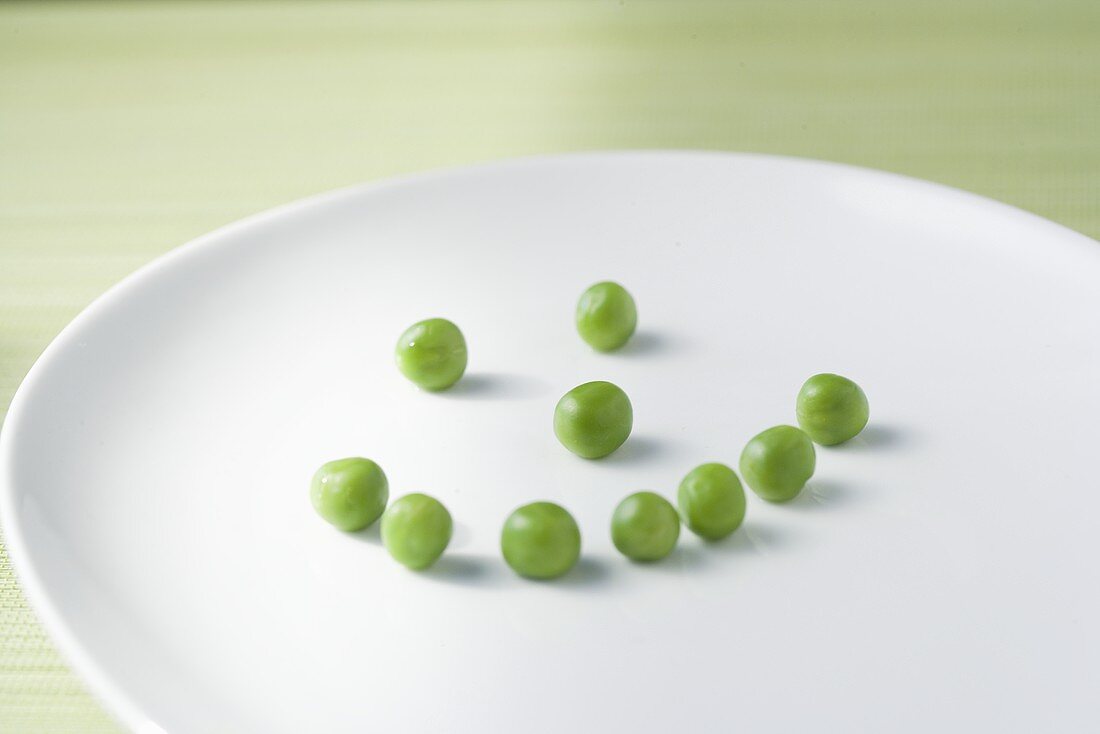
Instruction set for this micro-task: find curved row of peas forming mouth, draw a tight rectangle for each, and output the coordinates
[310,282,870,580]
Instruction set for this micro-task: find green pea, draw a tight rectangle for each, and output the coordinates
[611,491,680,562]
[310,457,389,532]
[501,502,581,579]
[796,373,869,445]
[394,318,467,391]
[553,381,633,459]
[380,493,453,570]
[677,463,746,540]
[739,425,816,502]
[575,281,637,351]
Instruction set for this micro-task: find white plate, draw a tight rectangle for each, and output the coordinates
[3,152,1099,733]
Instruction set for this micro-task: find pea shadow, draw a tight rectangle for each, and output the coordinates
[708,521,799,555]
[420,555,502,586]
[785,479,859,511]
[597,435,667,466]
[346,521,383,545]
[376,522,802,588]
[649,543,709,572]
[443,372,552,401]
[830,424,911,451]
[614,330,684,357]
[555,557,613,589]
[417,555,613,589]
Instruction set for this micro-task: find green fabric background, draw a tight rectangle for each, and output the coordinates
[1,0,1096,730]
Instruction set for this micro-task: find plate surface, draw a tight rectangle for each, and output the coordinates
[3,152,1099,733]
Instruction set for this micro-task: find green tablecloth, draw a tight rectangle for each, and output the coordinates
[1,1,1096,730]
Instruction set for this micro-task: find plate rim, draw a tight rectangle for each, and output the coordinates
[1,149,1096,732]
